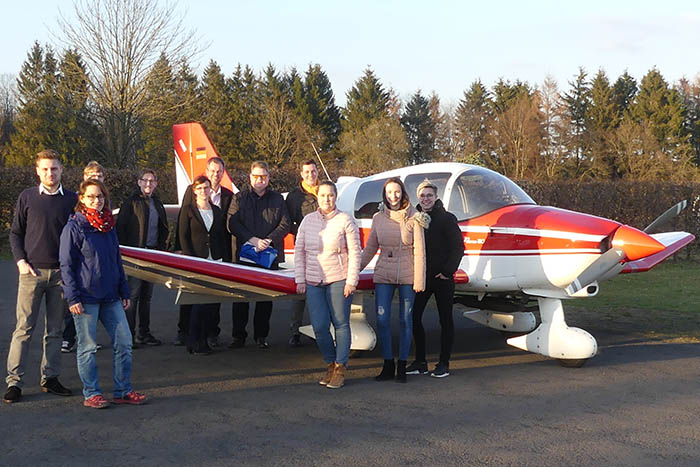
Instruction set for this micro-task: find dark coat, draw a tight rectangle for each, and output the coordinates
[177,203,227,260]
[59,212,129,306]
[115,191,168,250]
[286,184,318,236]
[417,199,464,278]
[173,185,234,261]
[227,188,290,265]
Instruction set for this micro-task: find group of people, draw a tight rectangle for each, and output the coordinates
[3,148,465,408]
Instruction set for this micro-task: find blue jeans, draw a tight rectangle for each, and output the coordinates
[73,301,133,399]
[306,281,352,365]
[375,284,415,361]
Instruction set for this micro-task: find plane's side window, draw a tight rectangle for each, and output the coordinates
[354,178,390,219]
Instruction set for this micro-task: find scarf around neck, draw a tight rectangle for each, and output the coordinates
[301,180,319,196]
[82,207,115,233]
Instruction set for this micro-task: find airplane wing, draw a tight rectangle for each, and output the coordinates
[621,232,695,274]
[120,246,468,305]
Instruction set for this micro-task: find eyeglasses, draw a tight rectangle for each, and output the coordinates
[140,178,157,185]
[84,195,105,201]
[251,174,269,180]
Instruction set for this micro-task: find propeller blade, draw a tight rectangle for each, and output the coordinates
[566,248,625,295]
[644,200,688,234]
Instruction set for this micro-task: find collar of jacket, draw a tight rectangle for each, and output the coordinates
[317,207,338,221]
[416,198,445,214]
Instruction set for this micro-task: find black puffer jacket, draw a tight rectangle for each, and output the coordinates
[227,188,290,265]
[417,199,464,278]
[286,184,318,236]
[116,192,168,250]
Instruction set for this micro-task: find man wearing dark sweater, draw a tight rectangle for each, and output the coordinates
[4,150,77,404]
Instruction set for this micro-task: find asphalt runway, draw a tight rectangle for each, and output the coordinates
[0,259,699,466]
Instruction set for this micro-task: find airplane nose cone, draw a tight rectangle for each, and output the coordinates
[611,225,665,261]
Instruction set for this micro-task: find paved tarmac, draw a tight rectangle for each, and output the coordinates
[0,259,699,466]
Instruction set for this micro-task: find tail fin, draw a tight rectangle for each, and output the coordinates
[172,122,238,203]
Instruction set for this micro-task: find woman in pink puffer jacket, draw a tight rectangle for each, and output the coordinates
[360,177,428,383]
[295,181,361,389]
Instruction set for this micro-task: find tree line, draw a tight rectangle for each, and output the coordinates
[1,2,699,183]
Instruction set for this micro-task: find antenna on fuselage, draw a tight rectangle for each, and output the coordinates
[310,141,332,182]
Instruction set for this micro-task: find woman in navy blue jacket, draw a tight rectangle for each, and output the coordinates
[59,179,146,409]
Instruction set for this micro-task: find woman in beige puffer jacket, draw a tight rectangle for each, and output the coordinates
[360,177,428,383]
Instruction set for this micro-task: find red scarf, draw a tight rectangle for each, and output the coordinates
[82,207,115,233]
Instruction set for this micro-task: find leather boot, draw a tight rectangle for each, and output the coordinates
[327,363,346,389]
[375,359,395,381]
[395,360,407,383]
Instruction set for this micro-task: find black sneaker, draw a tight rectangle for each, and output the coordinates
[61,340,76,353]
[3,386,21,403]
[135,334,162,346]
[288,334,302,347]
[207,336,220,348]
[41,377,72,396]
[173,332,186,346]
[256,338,270,349]
[405,360,429,375]
[430,362,450,378]
[228,338,245,349]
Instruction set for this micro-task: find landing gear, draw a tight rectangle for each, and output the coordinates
[507,297,597,364]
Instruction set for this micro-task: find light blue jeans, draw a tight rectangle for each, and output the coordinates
[306,281,352,365]
[73,301,133,399]
[375,284,415,361]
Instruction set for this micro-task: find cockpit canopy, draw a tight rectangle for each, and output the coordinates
[353,166,535,221]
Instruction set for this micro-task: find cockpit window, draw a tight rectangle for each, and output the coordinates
[404,173,451,207]
[448,168,535,220]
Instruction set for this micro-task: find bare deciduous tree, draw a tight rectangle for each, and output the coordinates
[57,0,204,166]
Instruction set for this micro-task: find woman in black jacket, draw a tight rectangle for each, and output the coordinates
[178,175,227,354]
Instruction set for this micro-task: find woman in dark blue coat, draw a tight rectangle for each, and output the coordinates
[177,175,227,354]
[60,179,146,409]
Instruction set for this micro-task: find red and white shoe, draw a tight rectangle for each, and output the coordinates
[84,394,109,409]
[113,391,147,405]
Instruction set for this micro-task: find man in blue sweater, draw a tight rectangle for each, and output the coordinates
[4,150,77,404]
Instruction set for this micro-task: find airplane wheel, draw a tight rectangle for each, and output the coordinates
[558,358,587,368]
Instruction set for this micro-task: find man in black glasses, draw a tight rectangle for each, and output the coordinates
[116,169,168,347]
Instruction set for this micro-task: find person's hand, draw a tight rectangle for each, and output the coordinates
[17,260,37,276]
[122,298,131,310]
[435,273,449,280]
[296,283,306,294]
[258,238,272,251]
[69,303,84,315]
[414,285,425,293]
[344,284,356,297]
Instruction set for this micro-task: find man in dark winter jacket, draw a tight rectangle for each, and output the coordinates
[227,161,290,349]
[116,169,169,347]
[284,159,319,347]
[407,180,464,379]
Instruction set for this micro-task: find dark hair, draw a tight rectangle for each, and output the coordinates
[382,177,410,210]
[76,179,111,212]
[139,168,157,181]
[192,174,210,187]
[301,159,317,169]
[318,180,337,196]
[250,160,269,173]
[207,157,225,169]
[36,149,61,165]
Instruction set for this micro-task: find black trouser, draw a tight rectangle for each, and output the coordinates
[179,304,220,338]
[188,303,217,351]
[412,276,455,364]
[126,277,154,338]
[232,301,273,340]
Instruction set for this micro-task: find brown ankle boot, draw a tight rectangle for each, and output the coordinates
[319,363,335,386]
[327,363,346,389]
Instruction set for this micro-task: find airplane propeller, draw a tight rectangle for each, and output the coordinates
[565,247,625,295]
[643,200,688,234]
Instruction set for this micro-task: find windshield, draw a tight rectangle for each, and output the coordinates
[448,168,535,220]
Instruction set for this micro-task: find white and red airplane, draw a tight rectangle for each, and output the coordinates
[119,122,695,367]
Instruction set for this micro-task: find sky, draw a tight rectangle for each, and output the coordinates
[4,0,700,107]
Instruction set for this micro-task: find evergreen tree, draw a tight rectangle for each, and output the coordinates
[198,60,234,163]
[342,68,390,131]
[675,77,700,167]
[586,70,619,178]
[304,64,341,148]
[562,68,592,177]
[612,71,637,120]
[400,90,435,164]
[229,64,261,164]
[454,80,492,164]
